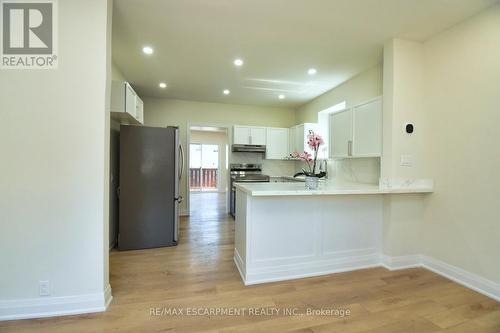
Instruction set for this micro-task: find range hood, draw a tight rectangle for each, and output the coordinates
[231,144,266,153]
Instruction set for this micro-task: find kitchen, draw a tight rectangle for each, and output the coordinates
[2,0,500,331]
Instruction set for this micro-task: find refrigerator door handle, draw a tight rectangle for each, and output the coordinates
[179,144,184,180]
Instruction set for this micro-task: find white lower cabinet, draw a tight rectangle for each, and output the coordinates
[265,128,289,159]
[329,97,382,159]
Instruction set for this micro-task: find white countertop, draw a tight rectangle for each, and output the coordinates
[235,179,434,196]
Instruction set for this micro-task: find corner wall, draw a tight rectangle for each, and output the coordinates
[381,39,427,257]
[421,4,500,284]
[0,0,112,320]
[382,5,500,286]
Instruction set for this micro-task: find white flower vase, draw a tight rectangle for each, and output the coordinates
[305,176,319,190]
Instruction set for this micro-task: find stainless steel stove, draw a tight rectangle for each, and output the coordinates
[230,163,269,217]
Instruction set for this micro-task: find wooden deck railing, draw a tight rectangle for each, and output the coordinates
[190,168,218,189]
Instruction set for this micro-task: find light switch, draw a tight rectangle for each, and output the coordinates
[400,154,413,167]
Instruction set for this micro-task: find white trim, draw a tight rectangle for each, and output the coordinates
[241,253,380,286]
[234,252,500,302]
[187,122,231,216]
[0,284,112,321]
[380,254,421,270]
[233,249,246,282]
[377,254,500,302]
[421,256,500,302]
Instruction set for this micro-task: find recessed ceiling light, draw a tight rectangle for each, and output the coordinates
[159,82,167,89]
[142,46,154,55]
[278,94,285,100]
[233,58,244,67]
[308,68,317,75]
[223,89,230,95]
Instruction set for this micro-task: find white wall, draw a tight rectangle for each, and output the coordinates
[421,5,500,283]
[381,39,427,257]
[0,0,112,319]
[382,39,426,180]
[295,65,383,184]
[144,98,297,214]
[381,5,500,285]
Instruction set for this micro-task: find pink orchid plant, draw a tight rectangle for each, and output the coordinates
[290,131,326,178]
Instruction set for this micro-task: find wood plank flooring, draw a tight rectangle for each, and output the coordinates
[1,192,499,332]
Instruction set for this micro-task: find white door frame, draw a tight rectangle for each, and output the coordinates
[187,122,232,214]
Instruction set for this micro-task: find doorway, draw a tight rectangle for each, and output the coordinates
[189,143,219,191]
[188,126,229,219]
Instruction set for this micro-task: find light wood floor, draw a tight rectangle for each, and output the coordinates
[2,193,499,332]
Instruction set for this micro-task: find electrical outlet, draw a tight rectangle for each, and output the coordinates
[400,154,413,167]
[39,280,50,296]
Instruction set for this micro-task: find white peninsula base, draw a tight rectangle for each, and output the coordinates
[234,182,433,285]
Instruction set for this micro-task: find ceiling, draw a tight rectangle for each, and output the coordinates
[112,0,496,108]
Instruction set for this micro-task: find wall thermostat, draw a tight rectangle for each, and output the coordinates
[405,123,414,134]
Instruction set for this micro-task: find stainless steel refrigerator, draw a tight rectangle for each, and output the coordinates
[118,125,183,250]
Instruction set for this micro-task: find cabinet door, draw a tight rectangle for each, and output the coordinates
[125,83,137,118]
[266,128,289,159]
[352,98,382,157]
[329,109,352,158]
[289,126,297,153]
[135,97,144,124]
[250,127,266,145]
[233,126,250,144]
[295,124,305,152]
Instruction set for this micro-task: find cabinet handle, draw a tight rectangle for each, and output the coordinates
[348,140,353,156]
[249,136,252,144]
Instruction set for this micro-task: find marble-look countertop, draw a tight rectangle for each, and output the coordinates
[235,179,434,196]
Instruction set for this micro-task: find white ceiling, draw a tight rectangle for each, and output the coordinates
[112,0,497,108]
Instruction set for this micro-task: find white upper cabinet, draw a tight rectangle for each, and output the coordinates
[125,83,137,118]
[250,127,266,145]
[111,80,144,125]
[352,98,382,157]
[233,126,266,145]
[329,109,352,158]
[233,126,250,144]
[135,98,144,124]
[329,97,382,159]
[266,127,289,159]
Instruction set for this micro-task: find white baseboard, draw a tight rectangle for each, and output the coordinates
[242,253,380,286]
[380,254,500,302]
[420,256,500,302]
[233,249,246,283]
[380,254,421,270]
[0,284,113,321]
[235,252,500,302]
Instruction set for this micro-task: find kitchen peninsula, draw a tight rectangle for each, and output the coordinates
[234,180,433,285]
